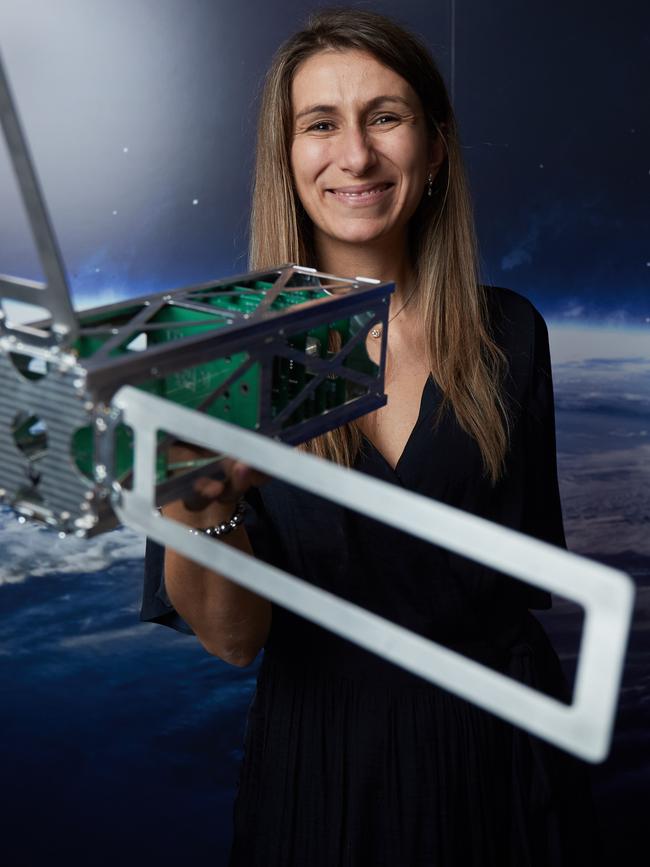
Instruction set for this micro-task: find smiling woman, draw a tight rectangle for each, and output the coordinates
[249,8,511,481]
[141,7,600,866]
[289,50,440,257]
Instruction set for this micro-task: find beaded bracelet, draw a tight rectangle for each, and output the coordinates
[187,497,247,537]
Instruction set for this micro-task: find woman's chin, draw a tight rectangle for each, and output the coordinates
[322,222,396,248]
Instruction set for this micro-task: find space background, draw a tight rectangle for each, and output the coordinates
[0,1,648,865]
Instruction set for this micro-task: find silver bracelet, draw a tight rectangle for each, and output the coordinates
[187,497,247,537]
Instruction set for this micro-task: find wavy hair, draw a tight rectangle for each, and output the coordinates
[249,7,511,484]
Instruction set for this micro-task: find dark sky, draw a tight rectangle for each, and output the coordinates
[0,0,648,324]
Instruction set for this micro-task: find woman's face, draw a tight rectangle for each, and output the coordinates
[290,49,440,251]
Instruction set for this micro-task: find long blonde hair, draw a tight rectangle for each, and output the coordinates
[250,7,511,485]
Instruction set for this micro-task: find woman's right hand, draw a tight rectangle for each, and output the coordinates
[167,440,272,511]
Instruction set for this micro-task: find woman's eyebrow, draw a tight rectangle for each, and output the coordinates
[294,94,413,121]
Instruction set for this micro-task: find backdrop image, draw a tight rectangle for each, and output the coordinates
[0,1,648,864]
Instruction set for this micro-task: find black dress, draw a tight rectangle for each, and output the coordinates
[141,286,598,866]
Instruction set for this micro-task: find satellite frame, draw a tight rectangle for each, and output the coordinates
[0,50,634,763]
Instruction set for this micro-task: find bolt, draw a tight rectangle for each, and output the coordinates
[95,464,107,481]
[95,417,107,432]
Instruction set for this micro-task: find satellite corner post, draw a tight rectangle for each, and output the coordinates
[0,49,635,765]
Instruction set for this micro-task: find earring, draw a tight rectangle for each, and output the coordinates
[427,172,433,197]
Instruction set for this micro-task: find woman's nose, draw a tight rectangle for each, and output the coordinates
[336,125,378,175]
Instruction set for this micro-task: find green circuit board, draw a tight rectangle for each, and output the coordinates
[63,279,379,484]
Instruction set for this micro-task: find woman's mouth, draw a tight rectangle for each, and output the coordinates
[326,183,394,205]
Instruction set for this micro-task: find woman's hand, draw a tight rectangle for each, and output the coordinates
[161,440,274,662]
[167,440,272,510]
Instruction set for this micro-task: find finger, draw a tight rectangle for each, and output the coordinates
[231,462,271,490]
[184,475,237,509]
[231,463,249,487]
[169,440,215,460]
[195,478,226,499]
[182,490,213,511]
[231,463,264,493]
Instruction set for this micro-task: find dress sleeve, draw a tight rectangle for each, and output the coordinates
[140,536,194,634]
[521,307,567,551]
[510,307,566,611]
[139,485,287,634]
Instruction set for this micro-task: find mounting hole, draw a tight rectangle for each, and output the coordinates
[240,383,249,394]
[223,389,230,399]
[8,351,47,381]
[12,411,48,463]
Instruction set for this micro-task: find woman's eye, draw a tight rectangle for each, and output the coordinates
[308,121,335,132]
[373,114,399,125]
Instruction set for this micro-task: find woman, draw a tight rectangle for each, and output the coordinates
[142,8,598,865]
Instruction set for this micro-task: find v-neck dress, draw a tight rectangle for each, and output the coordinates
[140,285,599,866]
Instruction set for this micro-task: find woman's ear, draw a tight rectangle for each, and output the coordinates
[428,128,446,176]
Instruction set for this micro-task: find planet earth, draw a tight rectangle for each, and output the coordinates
[0,324,648,866]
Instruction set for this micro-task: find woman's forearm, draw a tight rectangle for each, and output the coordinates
[162,496,272,667]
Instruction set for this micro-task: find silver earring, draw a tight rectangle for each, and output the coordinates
[427,172,433,197]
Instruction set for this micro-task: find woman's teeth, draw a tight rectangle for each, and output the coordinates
[333,184,390,198]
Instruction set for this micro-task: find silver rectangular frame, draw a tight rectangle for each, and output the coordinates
[112,385,635,764]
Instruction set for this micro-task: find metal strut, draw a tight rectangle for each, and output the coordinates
[0,50,78,346]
